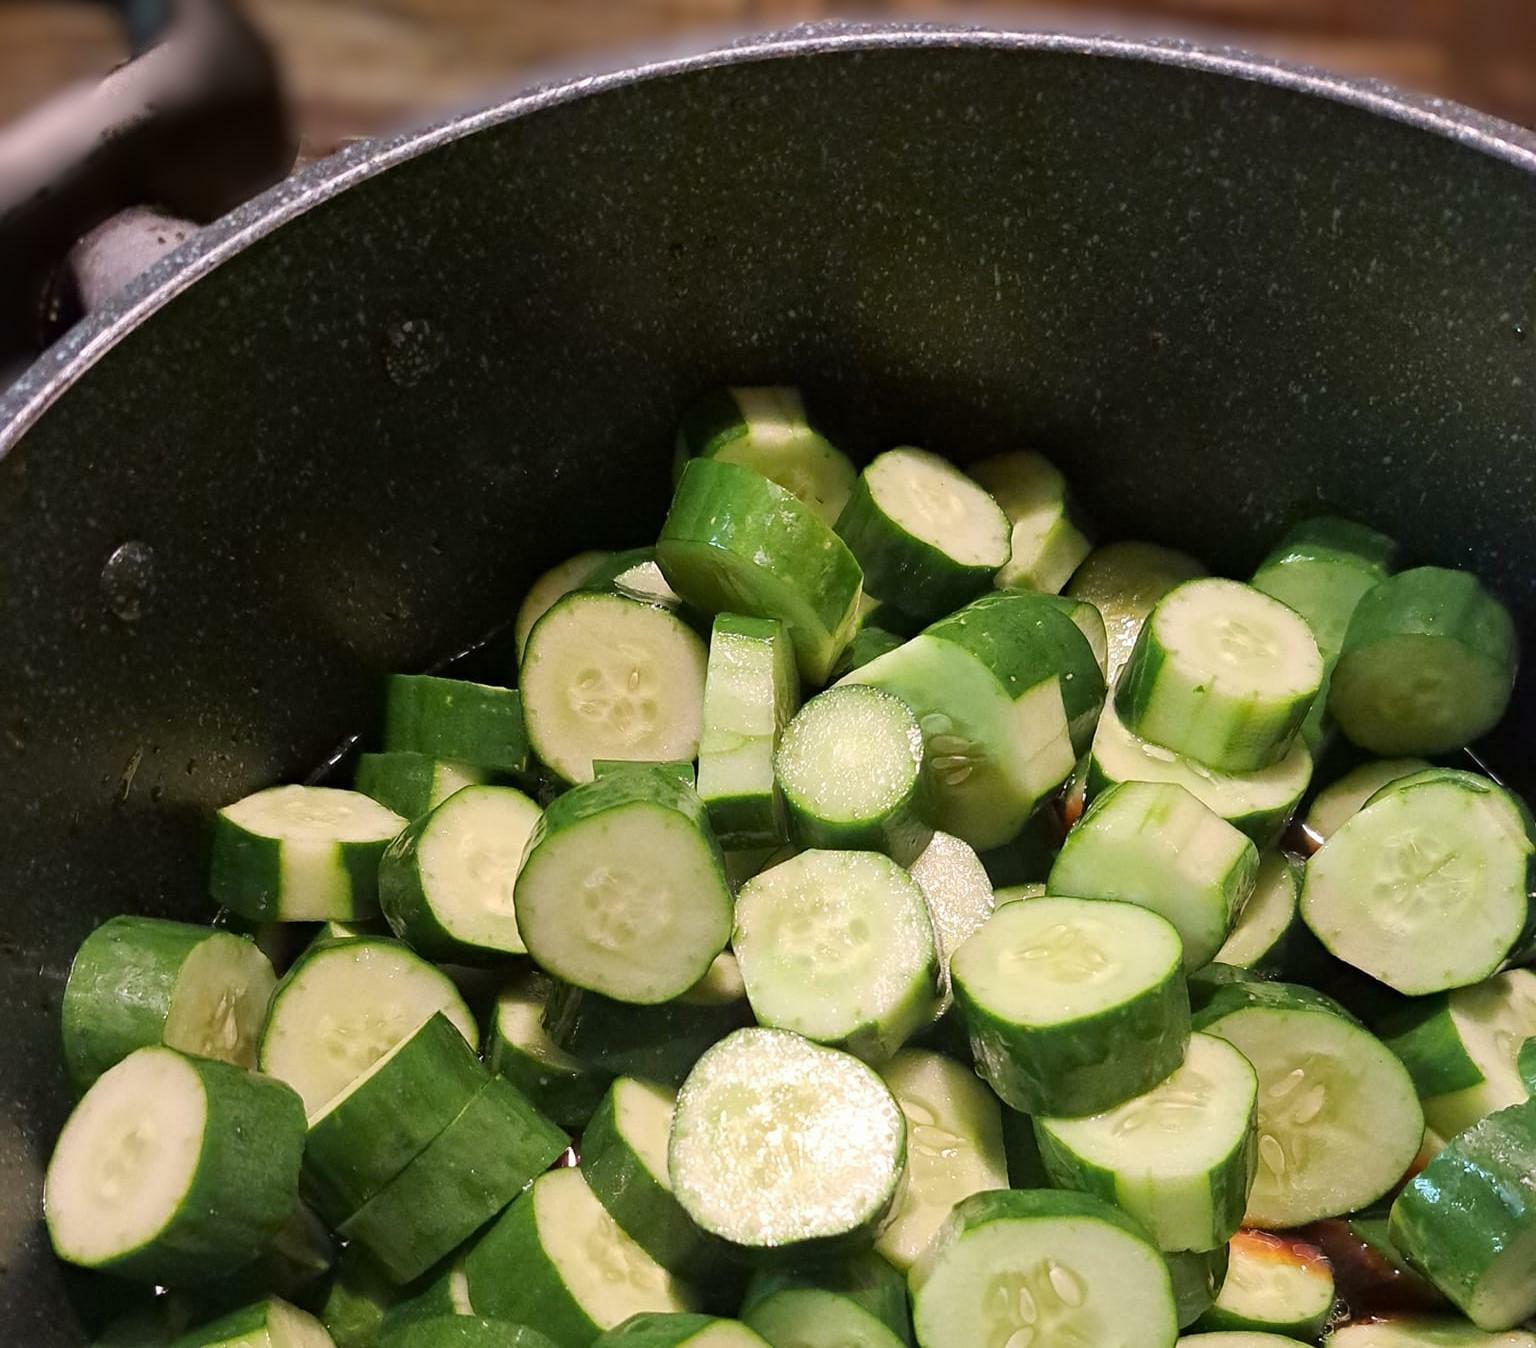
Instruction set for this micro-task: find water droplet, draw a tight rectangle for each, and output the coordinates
[382,318,446,387]
[101,541,156,622]
[1516,323,1528,343]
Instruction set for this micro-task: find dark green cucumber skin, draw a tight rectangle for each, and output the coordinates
[927,1186,1161,1252]
[1001,1108,1050,1188]
[61,917,222,1093]
[542,982,751,1090]
[381,1315,561,1348]
[1191,977,1360,1031]
[581,1084,719,1275]
[523,767,723,872]
[487,1010,613,1132]
[1389,1098,1536,1324]
[1374,995,1485,1099]
[167,1298,291,1346]
[594,761,696,787]
[302,1013,489,1227]
[355,752,479,823]
[1168,1246,1230,1329]
[340,1076,568,1285]
[178,1203,335,1320]
[677,387,752,459]
[590,1313,747,1346]
[1259,516,1399,575]
[743,1251,915,1347]
[384,675,530,776]
[977,809,1063,887]
[321,1243,405,1346]
[1520,1038,1536,1094]
[831,626,905,680]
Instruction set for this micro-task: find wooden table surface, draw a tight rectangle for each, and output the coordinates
[3,0,1535,163]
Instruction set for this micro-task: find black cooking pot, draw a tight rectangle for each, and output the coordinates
[3,17,1535,1341]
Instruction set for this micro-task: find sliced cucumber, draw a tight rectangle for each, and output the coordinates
[1181,1335,1310,1347]
[354,753,487,824]
[1036,1032,1257,1253]
[657,459,864,684]
[1033,592,1109,678]
[1117,578,1324,773]
[465,1167,695,1341]
[383,1318,558,1348]
[675,386,856,526]
[909,1189,1179,1348]
[1326,1321,1536,1346]
[1301,758,1432,848]
[669,1028,906,1257]
[319,1244,401,1347]
[875,1048,1008,1271]
[515,549,614,659]
[696,614,799,850]
[1194,980,1424,1227]
[951,896,1190,1117]
[211,786,406,923]
[259,936,476,1115]
[835,447,1011,620]
[830,624,905,680]
[1390,1098,1536,1330]
[908,830,994,1011]
[775,685,930,859]
[521,590,708,785]
[1049,779,1260,971]
[188,1202,336,1317]
[1253,516,1397,663]
[581,549,691,612]
[733,849,941,1062]
[487,974,612,1129]
[378,785,541,962]
[1169,1245,1231,1329]
[595,760,696,786]
[168,1298,331,1347]
[742,1252,913,1348]
[968,450,1092,595]
[45,1047,305,1283]
[1300,774,1536,995]
[1198,1229,1336,1340]
[62,917,276,1092]
[994,882,1045,906]
[593,1314,769,1347]
[515,768,732,1005]
[1331,567,1518,755]
[1066,540,1208,682]
[1213,854,1303,975]
[1088,697,1312,848]
[384,675,530,777]
[378,1246,474,1327]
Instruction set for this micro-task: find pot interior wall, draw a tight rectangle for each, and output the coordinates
[1,37,1534,1339]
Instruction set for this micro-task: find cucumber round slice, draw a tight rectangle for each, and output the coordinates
[1390,1099,1536,1330]
[384,1317,559,1348]
[1036,1032,1258,1253]
[1117,578,1324,773]
[909,1189,1178,1348]
[951,896,1190,1117]
[875,1049,1008,1271]
[259,936,476,1114]
[1198,1229,1336,1340]
[379,785,541,962]
[487,974,612,1130]
[45,1047,305,1283]
[211,786,407,922]
[836,447,1011,619]
[354,752,488,824]
[171,1296,333,1347]
[1301,758,1432,848]
[516,770,732,1005]
[383,675,530,778]
[1066,540,1208,682]
[969,450,1092,595]
[1214,854,1303,975]
[1088,698,1312,849]
[775,685,930,859]
[733,850,941,1062]
[669,1028,907,1257]
[1195,980,1424,1228]
[1300,775,1536,995]
[1169,1245,1231,1329]
[1048,779,1260,971]
[1326,1321,1536,1346]
[742,1252,912,1347]
[515,549,614,659]
[657,459,864,685]
[521,591,708,786]
[465,1168,696,1340]
[593,1313,770,1347]
[1252,516,1397,664]
[62,917,276,1092]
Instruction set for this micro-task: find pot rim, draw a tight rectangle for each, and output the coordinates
[4,18,1534,456]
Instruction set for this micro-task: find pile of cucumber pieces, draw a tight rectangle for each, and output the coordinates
[45,383,1536,1348]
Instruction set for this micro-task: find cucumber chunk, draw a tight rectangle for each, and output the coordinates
[379,785,541,962]
[1066,540,1207,683]
[675,386,857,526]
[45,1047,305,1283]
[1169,1245,1231,1328]
[658,459,864,684]
[582,549,691,612]
[168,1297,331,1347]
[1326,1321,1536,1346]
[515,549,614,659]
[1036,1032,1258,1253]
[1390,1098,1536,1330]
[355,753,488,823]
[1329,566,1518,756]
[1214,854,1303,975]
[1033,592,1110,678]
[1252,517,1398,659]
[1300,774,1536,995]
[212,786,407,923]
[465,1168,696,1341]
[908,830,995,1012]
[487,974,612,1129]
[1301,757,1432,847]
[1194,980,1423,1227]
[515,769,732,1004]
[775,685,930,859]
[968,450,1091,595]
[831,624,906,680]
[384,675,530,777]
[1198,1229,1336,1340]
[521,591,708,786]
[259,936,476,1114]
[669,1028,907,1257]
[836,447,1011,620]
[383,1317,558,1348]
[1048,780,1260,971]
[1181,1335,1310,1347]
[733,849,941,1062]
[742,1252,913,1347]
[62,917,276,1092]
[909,1189,1179,1348]
[951,896,1190,1117]
[875,1049,1008,1271]
[593,1314,769,1347]
[1117,578,1324,773]
[696,614,799,850]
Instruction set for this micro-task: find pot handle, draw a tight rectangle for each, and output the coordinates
[0,0,297,366]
